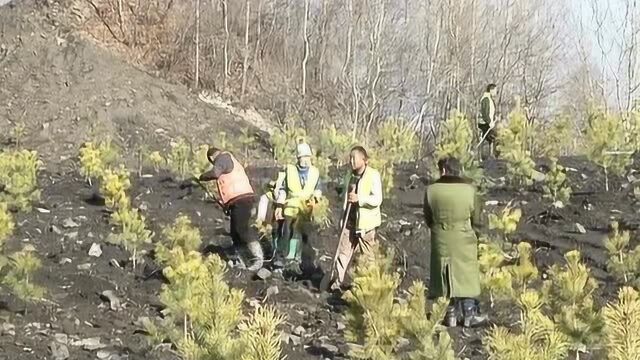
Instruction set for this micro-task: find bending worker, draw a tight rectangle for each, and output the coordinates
[273,141,322,272]
[330,146,382,291]
[423,157,487,328]
[199,147,263,271]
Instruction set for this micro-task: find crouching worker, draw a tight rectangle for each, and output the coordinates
[256,171,286,258]
[423,157,487,328]
[273,141,322,272]
[199,147,263,271]
[330,146,382,291]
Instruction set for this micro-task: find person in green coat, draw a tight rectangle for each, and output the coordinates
[423,157,487,328]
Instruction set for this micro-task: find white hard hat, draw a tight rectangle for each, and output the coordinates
[296,143,312,158]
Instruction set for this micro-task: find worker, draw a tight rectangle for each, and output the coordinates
[423,157,487,328]
[330,145,382,291]
[256,170,286,259]
[273,141,322,273]
[198,147,263,271]
[478,83,498,158]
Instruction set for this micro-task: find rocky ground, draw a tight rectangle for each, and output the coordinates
[1,1,640,360]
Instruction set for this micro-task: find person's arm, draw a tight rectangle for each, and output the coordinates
[358,171,383,208]
[480,97,491,124]
[423,190,434,228]
[275,173,288,205]
[470,188,483,237]
[199,153,234,181]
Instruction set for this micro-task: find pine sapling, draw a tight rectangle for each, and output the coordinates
[156,215,203,267]
[542,250,602,358]
[100,166,132,211]
[240,306,287,360]
[108,205,153,270]
[146,151,165,173]
[604,221,640,284]
[488,203,522,245]
[0,202,15,270]
[78,139,120,185]
[2,247,46,312]
[602,287,640,360]
[479,241,513,306]
[542,158,572,208]
[0,149,42,211]
[166,138,194,181]
[507,242,539,295]
[497,104,536,188]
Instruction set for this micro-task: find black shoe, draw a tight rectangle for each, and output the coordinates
[462,299,488,328]
[444,305,457,327]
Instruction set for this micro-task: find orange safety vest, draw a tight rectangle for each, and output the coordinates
[216,152,254,205]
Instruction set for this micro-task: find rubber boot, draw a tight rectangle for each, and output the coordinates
[246,241,264,272]
[462,298,488,328]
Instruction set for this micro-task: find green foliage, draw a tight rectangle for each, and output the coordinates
[99,166,132,211]
[297,195,332,229]
[585,109,634,191]
[402,282,456,360]
[603,286,640,360]
[0,202,14,271]
[270,125,307,166]
[2,248,45,303]
[486,290,570,360]
[542,159,572,207]
[146,151,165,172]
[368,119,419,196]
[488,204,522,242]
[149,249,285,360]
[319,125,355,166]
[542,250,603,353]
[166,138,194,181]
[435,111,485,185]
[535,116,574,160]
[108,206,153,269]
[156,215,203,267]
[0,149,42,211]
[509,242,539,295]
[10,122,27,148]
[479,241,513,305]
[192,144,212,178]
[344,246,456,360]
[497,105,536,187]
[604,221,640,285]
[78,139,120,185]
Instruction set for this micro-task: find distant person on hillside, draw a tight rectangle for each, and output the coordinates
[256,170,286,260]
[273,140,323,274]
[423,157,487,328]
[199,147,263,271]
[478,83,498,158]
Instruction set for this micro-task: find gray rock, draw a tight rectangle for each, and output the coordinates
[88,243,102,257]
[80,337,106,350]
[77,263,92,270]
[62,218,80,229]
[398,337,410,348]
[292,325,306,336]
[256,268,272,280]
[65,232,78,240]
[51,225,63,235]
[320,343,339,354]
[100,290,122,311]
[289,334,301,346]
[54,333,68,344]
[574,223,587,234]
[336,322,346,331]
[1,323,15,336]
[49,341,69,360]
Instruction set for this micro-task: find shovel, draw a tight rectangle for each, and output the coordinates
[319,185,355,292]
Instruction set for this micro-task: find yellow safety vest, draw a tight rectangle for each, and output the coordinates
[341,167,382,232]
[283,164,320,218]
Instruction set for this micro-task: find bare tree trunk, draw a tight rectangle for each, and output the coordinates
[220,0,229,94]
[251,0,263,78]
[365,1,386,135]
[317,0,329,84]
[342,0,354,84]
[301,0,310,97]
[241,0,251,99]
[194,0,200,89]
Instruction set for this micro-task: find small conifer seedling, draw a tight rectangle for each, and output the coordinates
[603,286,640,360]
[0,149,42,211]
[155,215,202,267]
[542,159,572,208]
[108,206,153,269]
[2,248,46,312]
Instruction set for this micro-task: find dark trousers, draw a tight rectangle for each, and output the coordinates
[278,217,311,259]
[228,196,254,247]
[478,123,496,144]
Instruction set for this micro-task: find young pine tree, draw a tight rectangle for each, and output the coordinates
[604,221,640,285]
[485,290,570,360]
[2,247,46,307]
[155,214,203,267]
[435,111,483,183]
[488,204,522,245]
[542,250,603,358]
[0,149,42,211]
[585,110,634,191]
[166,138,195,181]
[108,205,153,269]
[497,104,536,188]
[478,241,513,306]
[0,202,15,270]
[603,286,640,360]
[542,159,572,208]
[100,166,132,211]
[78,139,120,185]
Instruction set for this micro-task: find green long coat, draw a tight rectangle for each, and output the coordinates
[423,175,483,299]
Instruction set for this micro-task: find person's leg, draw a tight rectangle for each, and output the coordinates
[444,298,458,327]
[232,197,263,271]
[334,228,357,287]
[461,297,488,328]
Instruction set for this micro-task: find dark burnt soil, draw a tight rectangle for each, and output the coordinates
[0,156,638,360]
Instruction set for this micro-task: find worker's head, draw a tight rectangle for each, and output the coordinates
[437,157,462,177]
[349,146,369,172]
[486,83,497,97]
[206,146,222,164]
[296,142,313,168]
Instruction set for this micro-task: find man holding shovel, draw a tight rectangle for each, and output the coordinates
[478,83,499,159]
[322,146,383,292]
